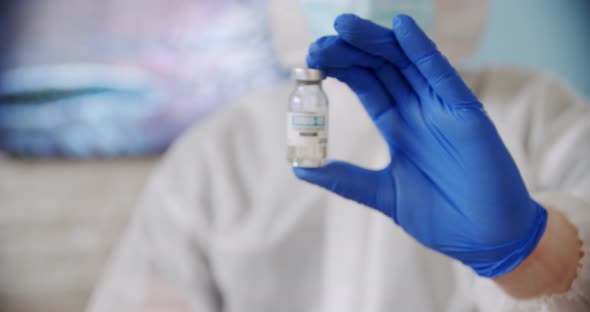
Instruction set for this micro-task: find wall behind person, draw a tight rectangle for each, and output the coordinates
[467,0,590,97]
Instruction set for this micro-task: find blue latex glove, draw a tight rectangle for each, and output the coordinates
[294,14,547,278]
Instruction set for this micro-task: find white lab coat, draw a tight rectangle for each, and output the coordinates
[88,66,590,311]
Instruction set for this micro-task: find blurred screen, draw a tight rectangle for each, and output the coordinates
[0,0,284,158]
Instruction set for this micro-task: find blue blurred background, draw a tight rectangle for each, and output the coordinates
[467,0,590,97]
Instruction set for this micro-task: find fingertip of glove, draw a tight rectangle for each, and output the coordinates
[392,14,417,36]
[334,13,360,30]
[392,14,413,26]
[307,36,341,68]
[292,166,315,181]
[336,14,396,48]
[334,13,369,39]
[305,54,321,70]
[292,162,333,177]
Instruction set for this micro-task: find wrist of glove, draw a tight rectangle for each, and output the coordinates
[293,13,547,278]
[454,201,547,277]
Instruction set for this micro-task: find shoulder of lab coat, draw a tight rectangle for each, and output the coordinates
[87,81,295,311]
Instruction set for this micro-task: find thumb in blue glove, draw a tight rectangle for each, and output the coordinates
[293,14,547,278]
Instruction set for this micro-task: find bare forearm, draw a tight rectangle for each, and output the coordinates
[494,207,583,299]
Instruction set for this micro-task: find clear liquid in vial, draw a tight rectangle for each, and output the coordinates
[288,68,328,168]
[287,143,327,168]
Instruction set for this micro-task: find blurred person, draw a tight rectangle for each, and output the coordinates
[89,0,590,311]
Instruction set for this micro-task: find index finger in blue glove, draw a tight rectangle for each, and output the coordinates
[307,36,414,109]
[333,14,411,69]
[392,15,478,105]
[333,14,429,96]
[307,36,385,69]
[321,66,402,142]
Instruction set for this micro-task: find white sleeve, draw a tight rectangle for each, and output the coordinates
[87,130,220,312]
[468,71,590,311]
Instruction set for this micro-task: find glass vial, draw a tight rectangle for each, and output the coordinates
[287,67,328,168]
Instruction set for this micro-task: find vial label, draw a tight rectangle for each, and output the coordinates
[287,112,327,147]
[287,112,327,165]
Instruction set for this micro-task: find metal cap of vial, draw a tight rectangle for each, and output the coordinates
[292,67,324,82]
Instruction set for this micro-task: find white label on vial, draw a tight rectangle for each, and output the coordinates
[287,112,327,148]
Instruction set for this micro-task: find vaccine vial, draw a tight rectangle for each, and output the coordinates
[287,67,328,167]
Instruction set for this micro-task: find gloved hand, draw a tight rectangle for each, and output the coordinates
[293,14,547,278]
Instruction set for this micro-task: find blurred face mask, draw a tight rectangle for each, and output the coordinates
[271,0,487,68]
[299,0,435,38]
